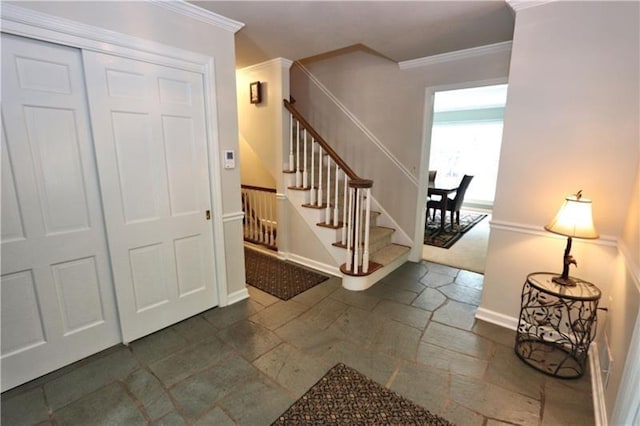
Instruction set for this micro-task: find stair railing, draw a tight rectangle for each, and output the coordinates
[241,185,277,250]
[284,99,373,275]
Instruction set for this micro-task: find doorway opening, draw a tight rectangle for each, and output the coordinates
[420,83,508,274]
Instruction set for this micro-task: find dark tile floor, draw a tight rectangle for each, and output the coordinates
[1,261,595,425]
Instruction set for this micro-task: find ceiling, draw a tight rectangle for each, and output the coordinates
[192,1,515,68]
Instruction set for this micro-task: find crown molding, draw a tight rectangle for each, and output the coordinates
[399,41,512,70]
[0,3,210,71]
[239,57,294,73]
[152,0,244,33]
[507,0,557,12]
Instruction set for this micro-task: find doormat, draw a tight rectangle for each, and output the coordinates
[272,363,454,425]
[244,247,329,301]
[424,211,487,249]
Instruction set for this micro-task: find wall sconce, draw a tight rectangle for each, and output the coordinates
[249,81,262,104]
[544,190,599,286]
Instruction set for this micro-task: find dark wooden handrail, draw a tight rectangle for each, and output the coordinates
[284,99,372,189]
[241,184,276,193]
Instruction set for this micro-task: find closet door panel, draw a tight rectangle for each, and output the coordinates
[83,51,218,343]
[0,34,120,391]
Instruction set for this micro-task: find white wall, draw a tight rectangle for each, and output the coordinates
[482,2,639,421]
[291,47,511,236]
[11,1,248,297]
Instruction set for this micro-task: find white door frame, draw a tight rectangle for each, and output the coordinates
[410,77,508,263]
[1,3,230,306]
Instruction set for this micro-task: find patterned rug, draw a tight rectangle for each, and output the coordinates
[424,211,487,249]
[272,363,454,425]
[244,247,329,301]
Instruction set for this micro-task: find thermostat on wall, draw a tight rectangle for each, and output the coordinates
[223,150,235,169]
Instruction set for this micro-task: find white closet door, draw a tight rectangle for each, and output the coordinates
[0,34,120,391]
[82,51,218,343]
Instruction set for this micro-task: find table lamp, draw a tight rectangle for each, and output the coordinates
[544,190,599,286]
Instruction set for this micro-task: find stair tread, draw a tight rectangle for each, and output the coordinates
[370,244,411,266]
[369,226,395,238]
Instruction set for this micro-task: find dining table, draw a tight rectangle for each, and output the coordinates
[428,183,459,232]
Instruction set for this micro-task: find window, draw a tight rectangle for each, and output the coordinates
[429,84,507,208]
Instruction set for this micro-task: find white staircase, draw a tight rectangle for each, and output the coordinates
[284,100,410,290]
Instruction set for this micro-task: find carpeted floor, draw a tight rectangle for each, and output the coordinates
[244,247,329,301]
[424,211,487,249]
[272,363,454,425]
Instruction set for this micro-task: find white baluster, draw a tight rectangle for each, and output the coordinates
[270,192,276,246]
[242,190,247,239]
[353,188,360,274]
[325,156,332,224]
[346,186,354,271]
[317,146,323,207]
[310,139,317,205]
[249,190,255,240]
[288,114,294,171]
[341,177,348,244]
[260,191,266,243]
[302,129,308,188]
[333,166,339,226]
[362,188,371,273]
[253,190,259,241]
[295,121,301,187]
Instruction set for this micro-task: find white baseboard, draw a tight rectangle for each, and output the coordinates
[226,287,249,305]
[590,342,608,426]
[284,252,342,277]
[474,307,518,330]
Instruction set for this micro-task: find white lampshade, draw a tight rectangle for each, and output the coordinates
[544,192,599,239]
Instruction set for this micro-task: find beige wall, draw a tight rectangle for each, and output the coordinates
[238,136,276,188]
[237,59,289,188]
[483,1,639,316]
[12,1,247,297]
[482,2,639,421]
[292,47,511,236]
[605,159,640,418]
[237,58,340,266]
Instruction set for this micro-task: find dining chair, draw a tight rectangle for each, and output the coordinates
[427,170,439,219]
[427,175,474,228]
[428,170,437,185]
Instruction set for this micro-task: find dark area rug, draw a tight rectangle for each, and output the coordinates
[244,247,329,301]
[272,363,454,425]
[424,211,487,249]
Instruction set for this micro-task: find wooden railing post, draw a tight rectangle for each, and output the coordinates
[288,113,294,171]
[310,138,317,205]
[317,145,323,207]
[346,186,354,271]
[302,129,308,188]
[295,120,301,187]
[341,177,348,244]
[325,156,332,224]
[362,187,371,273]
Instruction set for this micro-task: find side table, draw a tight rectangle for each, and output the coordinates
[515,272,601,379]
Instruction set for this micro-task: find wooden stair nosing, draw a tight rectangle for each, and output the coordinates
[302,203,328,209]
[317,221,344,230]
[340,261,383,277]
[288,185,312,191]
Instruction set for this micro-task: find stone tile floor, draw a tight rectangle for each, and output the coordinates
[1,261,595,425]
